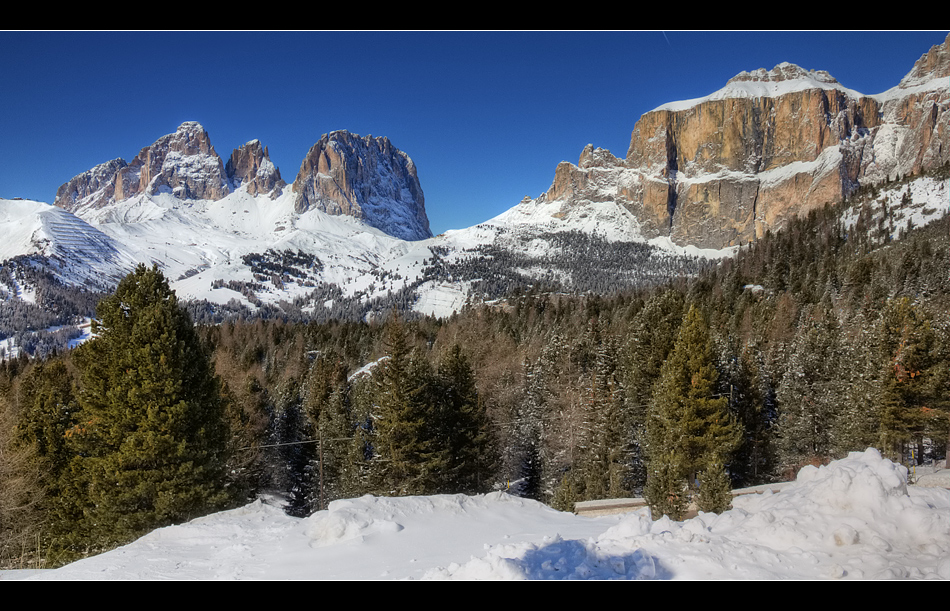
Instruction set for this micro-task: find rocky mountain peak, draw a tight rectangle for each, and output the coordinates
[120,121,230,202]
[226,139,285,199]
[54,158,129,213]
[578,144,623,170]
[53,124,431,242]
[535,36,949,252]
[727,62,839,86]
[291,130,431,241]
[898,32,950,88]
[54,121,231,213]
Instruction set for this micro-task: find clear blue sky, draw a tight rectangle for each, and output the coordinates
[2,30,946,235]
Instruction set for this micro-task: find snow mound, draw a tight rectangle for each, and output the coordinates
[305,495,406,546]
[426,449,950,580]
[8,449,948,580]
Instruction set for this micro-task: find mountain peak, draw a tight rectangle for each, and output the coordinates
[291,131,431,241]
[655,62,859,114]
[54,121,230,213]
[897,32,950,89]
[728,62,839,86]
[226,139,285,198]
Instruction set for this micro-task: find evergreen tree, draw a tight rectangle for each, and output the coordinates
[509,357,548,500]
[433,344,496,494]
[696,458,733,514]
[272,377,313,517]
[642,449,687,520]
[717,340,772,487]
[314,382,354,508]
[644,305,740,514]
[876,298,939,463]
[12,360,81,555]
[832,311,883,457]
[1,392,45,567]
[623,289,685,494]
[369,317,439,496]
[67,264,232,550]
[774,300,843,471]
[577,332,628,500]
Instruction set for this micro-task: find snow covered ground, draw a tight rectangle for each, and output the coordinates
[3,448,947,580]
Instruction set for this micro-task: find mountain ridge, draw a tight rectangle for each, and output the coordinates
[528,33,950,251]
[2,34,948,343]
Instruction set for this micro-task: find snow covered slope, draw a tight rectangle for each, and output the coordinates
[4,166,947,325]
[6,448,947,580]
[0,198,136,288]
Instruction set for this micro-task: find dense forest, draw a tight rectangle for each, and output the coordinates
[1,169,948,569]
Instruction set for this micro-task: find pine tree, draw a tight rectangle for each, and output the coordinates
[642,449,687,520]
[369,317,438,496]
[696,458,733,514]
[832,311,882,456]
[314,383,353,508]
[1,392,45,567]
[433,344,496,494]
[717,341,772,487]
[509,357,548,500]
[644,305,740,515]
[11,360,81,555]
[876,297,939,463]
[67,264,232,550]
[577,332,627,501]
[623,289,685,493]
[775,300,843,471]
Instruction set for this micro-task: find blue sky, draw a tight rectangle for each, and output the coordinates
[2,30,946,235]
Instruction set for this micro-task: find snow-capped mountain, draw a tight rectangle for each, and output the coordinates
[2,34,948,332]
[541,35,950,251]
[5,118,709,322]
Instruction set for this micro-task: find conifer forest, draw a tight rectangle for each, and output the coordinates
[1,171,949,568]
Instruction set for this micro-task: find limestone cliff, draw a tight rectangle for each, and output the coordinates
[538,34,950,250]
[55,122,231,214]
[226,139,285,198]
[291,130,431,241]
[54,157,128,213]
[53,124,432,242]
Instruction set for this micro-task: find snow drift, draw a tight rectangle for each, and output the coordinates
[5,448,947,580]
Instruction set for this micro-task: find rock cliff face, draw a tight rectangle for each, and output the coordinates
[55,122,231,213]
[54,124,431,242]
[539,34,950,250]
[119,121,230,203]
[226,140,285,198]
[54,157,128,213]
[291,130,431,241]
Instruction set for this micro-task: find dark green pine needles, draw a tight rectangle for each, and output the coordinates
[67,264,232,549]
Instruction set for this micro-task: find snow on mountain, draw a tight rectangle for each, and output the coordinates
[841,176,949,238]
[654,62,865,113]
[5,35,949,324]
[0,198,136,287]
[5,448,947,580]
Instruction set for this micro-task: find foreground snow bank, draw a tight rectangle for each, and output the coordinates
[429,449,948,580]
[8,448,948,580]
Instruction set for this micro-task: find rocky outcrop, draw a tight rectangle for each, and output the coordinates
[114,121,230,203]
[55,122,231,213]
[862,34,950,183]
[226,140,285,198]
[291,130,431,241]
[533,34,950,251]
[54,124,432,242]
[624,63,884,248]
[54,157,128,212]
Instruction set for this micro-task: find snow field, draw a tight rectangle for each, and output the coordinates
[8,448,947,580]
